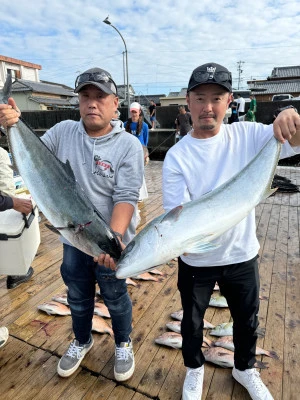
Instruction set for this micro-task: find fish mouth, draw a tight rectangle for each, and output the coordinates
[115,240,136,278]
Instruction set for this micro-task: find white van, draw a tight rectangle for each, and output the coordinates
[272,94,294,101]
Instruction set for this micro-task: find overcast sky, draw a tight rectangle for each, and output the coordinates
[1,0,299,96]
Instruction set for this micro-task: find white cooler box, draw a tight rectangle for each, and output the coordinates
[0,205,40,275]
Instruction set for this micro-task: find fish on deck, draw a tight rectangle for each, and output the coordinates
[37,301,71,316]
[92,315,114,337]
[213,336,279,359]
[155,332,212,349]
[210,322,265,338]
[126,277,138,286]
[203,347,268,369]
[170,309,215,329]
[148,268,164,276]
[133,272,159,281]
[94,302,111,318]
[209,295,228,308]
[51,293,69,305]
[166,319,215,333]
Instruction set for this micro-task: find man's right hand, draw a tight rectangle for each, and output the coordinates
[12,197,33,214]
[0,98,21,128]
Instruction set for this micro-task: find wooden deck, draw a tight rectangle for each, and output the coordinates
[0,161,299,400]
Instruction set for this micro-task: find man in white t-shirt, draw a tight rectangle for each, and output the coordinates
[162,62,300,400]
[236,93,246,117]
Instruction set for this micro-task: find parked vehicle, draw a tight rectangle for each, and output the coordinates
[283,96,300,101]
[272,94,294,101]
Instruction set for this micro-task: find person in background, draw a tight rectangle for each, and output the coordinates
[162,62,300,400]
[236,93,246,118]
[0,67,144,382]
[149,100,156,129]
[175,105,193,140]
[245,93,257,122]
[124,102,149,202]
[124,102,149,146]
[228,97,239,124]
[0,146,34,289]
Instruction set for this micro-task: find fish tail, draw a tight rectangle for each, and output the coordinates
[1,74,12,104]
[263,187,278,199]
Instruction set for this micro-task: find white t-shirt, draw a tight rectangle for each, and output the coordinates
[236,97,246,112]
[162,122,300,267]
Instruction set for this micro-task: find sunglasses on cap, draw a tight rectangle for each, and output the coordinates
[75,71,117,92]
[193,70,232,84]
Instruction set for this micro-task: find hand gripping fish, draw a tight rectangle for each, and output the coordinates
[0,75,122,259]
[116,134,281,278]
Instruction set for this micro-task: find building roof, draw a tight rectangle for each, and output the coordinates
[248,79,300,95]
[134,94,166,106]
[269,66,300,79]
[11,79,76,97]
[0,55,41,70]
[28,96,75,108]
[167,88,187,97]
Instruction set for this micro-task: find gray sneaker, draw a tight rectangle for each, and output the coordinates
[57,337,94,377]
[114,340,135,381]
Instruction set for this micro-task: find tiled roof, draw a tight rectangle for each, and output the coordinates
[270,66,300,79]
[11,79,76,97]
[248,79,300,95]
[29,96,75,107]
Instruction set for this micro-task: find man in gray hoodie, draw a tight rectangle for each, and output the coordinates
[1,67,144,381]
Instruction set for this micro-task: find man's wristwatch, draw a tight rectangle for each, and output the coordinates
[279,105,298,113]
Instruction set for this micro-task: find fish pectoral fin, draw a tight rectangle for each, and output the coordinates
[185,236,219,254]
[161,205,183,224]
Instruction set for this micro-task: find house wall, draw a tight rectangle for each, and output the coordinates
[0,55,41,89]
[12,93,44,111]
[159,96,187,107]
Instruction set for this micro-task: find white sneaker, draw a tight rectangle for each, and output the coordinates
[182,365,204,400]
[0,327,9,348]
[232,367,274,400]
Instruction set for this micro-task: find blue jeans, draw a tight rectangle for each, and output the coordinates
[61,244,132,345]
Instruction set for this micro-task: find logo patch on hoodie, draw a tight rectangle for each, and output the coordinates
[93,155,115,178]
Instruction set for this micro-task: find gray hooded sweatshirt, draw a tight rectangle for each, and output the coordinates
[42,118,144,245]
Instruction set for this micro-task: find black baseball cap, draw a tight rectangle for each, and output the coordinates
[74,67,117,95]
[187,63,232,93]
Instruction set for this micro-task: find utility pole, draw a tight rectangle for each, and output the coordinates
[237,61,244,90]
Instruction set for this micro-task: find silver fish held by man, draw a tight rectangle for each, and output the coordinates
[116,135,281,278]
[0,75,122,259]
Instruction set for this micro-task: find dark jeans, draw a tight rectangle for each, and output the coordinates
[178,255,260,370]
[61,244,132,345]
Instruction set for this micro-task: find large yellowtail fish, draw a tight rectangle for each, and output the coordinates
[0,75,122,259]
[116,135,281,278]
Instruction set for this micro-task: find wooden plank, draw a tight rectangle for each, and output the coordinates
[0,341,52,398]
[0,161,298,399]
[282,205,300,400]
